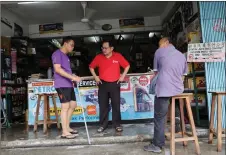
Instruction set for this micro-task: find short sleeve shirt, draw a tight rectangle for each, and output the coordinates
[89,52,129,82]
[153,45,188,97]
[52,49,73,88]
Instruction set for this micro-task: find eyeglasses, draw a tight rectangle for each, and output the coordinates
[101,47,110,50]
[68,43,74,47]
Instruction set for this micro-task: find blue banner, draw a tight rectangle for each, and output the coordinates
[28,74,155,125]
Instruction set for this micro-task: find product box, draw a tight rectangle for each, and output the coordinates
[188,63,193,74]
[196,77,206,88]
[191,94,206,107]
[194,63,205,71]
[187,32,201,43]
[187,78,194,90]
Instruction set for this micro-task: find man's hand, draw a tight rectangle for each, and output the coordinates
[94,76,102,85]
[72,75,81,82]
[117,75,125,84]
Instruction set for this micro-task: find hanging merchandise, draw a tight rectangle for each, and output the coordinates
[181,2,194,25]
[11,49,17,74]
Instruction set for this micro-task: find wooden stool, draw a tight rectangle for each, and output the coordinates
[208,91,226,152]
[165,93,200,155]
[33,94,60,133]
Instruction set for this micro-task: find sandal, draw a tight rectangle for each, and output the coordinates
[70,130,79,134]
[61,134,76,139]
[115,126,123,132]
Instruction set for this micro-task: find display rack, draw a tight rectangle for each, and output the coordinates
[184,62,208,127]
[4,37,30,123]
[1,48,11,128]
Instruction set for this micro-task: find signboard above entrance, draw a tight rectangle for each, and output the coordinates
[119,17,145,29]
[39,23,63,34]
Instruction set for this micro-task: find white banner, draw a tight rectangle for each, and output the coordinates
[187,42,225,62]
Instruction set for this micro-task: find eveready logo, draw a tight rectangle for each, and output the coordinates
[112,60,118,63]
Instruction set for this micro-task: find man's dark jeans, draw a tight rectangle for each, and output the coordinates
[153,96,170,147]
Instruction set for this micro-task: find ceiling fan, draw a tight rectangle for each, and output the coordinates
[80,1,101,29]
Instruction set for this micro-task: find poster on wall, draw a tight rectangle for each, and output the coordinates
[187,42,226,62]
[27,74,155,125]
[119,17,145,29]
[39,23,63,34]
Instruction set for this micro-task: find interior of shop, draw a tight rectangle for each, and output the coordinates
[1,1,209,129]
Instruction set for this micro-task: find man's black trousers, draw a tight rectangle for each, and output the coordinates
[98,80,121,129]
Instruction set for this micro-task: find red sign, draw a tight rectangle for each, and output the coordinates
[139,75,148,86]
[87,105,97,115]
[120,76,130,91]
[32,82,54,86]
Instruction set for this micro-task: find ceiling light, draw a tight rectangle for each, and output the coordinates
[149,32,154,38]
[18,2,41,4]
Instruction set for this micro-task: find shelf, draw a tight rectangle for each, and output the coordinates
[186,71,205,77]
[184,88,206,93]
[1,94,26,96]
[1,84,26,87]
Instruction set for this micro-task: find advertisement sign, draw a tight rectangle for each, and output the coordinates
[119,17,145,29]
[187,42,225,62]
[27,74,155,125]
[39,23,63,34]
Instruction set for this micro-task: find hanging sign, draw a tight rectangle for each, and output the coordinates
[39,23,63,34]
[187,42,225,62]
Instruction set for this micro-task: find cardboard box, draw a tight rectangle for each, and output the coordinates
[194,63,205,71]
[196,77,206,88]
[188,32,201,43]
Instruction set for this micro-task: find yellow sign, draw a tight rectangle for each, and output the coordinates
[49,106,84,116]
[73,106,84,115]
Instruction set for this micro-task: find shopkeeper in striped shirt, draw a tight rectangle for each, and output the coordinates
[89,40,130,133]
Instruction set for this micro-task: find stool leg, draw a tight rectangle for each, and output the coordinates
[43,95,48,134]
[217,94,222,152]
[53,95,60,129]
[34,95,41,132]
[208,94,216,144]
[179,98,187,146]
[185,97,201,155]
[47,96,51,128]
[170,98,176,155]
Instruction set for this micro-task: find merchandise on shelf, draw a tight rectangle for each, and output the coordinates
[188,63,193,74]
[191,94,206,107]
[196,77,206,88]
[194,62,205,71]
[187,78,194,90]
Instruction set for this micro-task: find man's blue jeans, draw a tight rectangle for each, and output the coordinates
[153,96,170,147]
